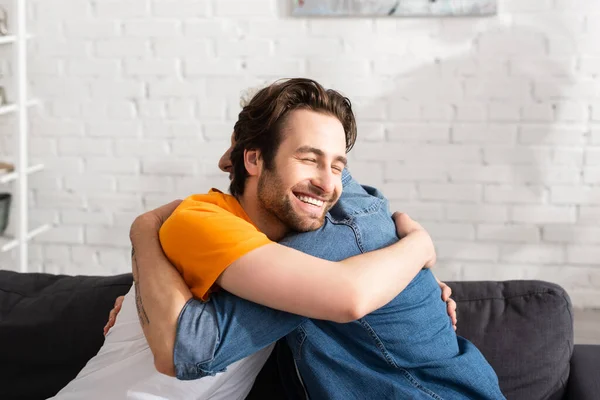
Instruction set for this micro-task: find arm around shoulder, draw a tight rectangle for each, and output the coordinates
[217,243,360,323]
[130,203,192,378]
[217,228,434,323]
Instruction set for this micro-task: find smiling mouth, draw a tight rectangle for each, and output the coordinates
[294,193,325,208]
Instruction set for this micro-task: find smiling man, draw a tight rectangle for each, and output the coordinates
[127,78,505,399]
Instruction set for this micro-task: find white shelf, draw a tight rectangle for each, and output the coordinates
[1,1,47,272]
[0,99,40,116]
[0,224,51,253]
[0,103,17,116]
[0,163,45,184]
[0,34,34,45]
[0,35,17,45]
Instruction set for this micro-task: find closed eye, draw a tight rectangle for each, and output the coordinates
[302,158,317,163]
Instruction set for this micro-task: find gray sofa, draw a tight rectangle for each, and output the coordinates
[0,270,598,399]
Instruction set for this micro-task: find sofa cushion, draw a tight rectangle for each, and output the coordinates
[448,280,573,400]
[0,270,133,400]
[566,344,600,399]
[0,271,575,400]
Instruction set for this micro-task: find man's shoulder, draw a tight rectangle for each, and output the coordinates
[181,189,247,219]
[330,175,397,253]
[332,176,389,221]
[186,188,233,204]
[163,189,260,235]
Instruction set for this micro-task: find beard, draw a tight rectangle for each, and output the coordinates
[257,168,333,232]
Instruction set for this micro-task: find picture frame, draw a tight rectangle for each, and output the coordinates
[292,0,497,17]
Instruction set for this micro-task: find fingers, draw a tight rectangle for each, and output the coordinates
[440,283,452,302]
[103,317,114,336]
[104,296,126,336]
[439,279,458,330]
[436,278,452,302]
[115,295,124,310]
[392,212,407,237]
[392,212,413,232]
[447,298,457,329]
[392,212,419,234]
[104,313,116,336]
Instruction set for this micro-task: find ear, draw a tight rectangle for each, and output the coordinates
[243,149,263,177]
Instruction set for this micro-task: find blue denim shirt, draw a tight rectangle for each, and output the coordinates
[174,171,505,400]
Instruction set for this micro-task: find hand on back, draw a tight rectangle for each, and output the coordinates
[103,295,125,336]
[392,212,456,329]
[392,212,436,269]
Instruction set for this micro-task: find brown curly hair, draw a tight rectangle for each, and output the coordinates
[229,78,357,197]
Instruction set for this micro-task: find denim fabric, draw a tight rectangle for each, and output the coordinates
[175,291,304,379]
[174,170,505,399]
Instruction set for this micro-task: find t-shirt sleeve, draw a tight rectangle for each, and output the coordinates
[159,200,273,300]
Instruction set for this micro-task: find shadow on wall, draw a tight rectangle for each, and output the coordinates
[270,7,598,286]
[298,17,579,281]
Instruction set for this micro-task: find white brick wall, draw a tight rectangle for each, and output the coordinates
[1,0,598,307]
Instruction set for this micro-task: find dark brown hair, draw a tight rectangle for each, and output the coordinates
[229,78,357,196]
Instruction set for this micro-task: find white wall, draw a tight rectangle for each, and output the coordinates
[1,0,599,307]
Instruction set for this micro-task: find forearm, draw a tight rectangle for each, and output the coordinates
[130,215,192,376]
[341,230,432,319]
[218,230,432,323]
[175,292,305,380]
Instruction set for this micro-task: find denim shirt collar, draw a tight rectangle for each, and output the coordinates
[342,168,352,187]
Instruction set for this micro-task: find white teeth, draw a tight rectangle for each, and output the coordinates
[297,195,324,207]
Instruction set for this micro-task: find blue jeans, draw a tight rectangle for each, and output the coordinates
[174,171,505,399]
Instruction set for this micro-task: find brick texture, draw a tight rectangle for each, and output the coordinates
[0,0,597,307]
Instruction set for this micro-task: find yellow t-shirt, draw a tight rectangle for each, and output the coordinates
[159,189,273,301]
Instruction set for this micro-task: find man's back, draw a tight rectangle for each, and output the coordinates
[279,173,504,399]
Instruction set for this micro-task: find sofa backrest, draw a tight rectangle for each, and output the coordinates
[0,270,133,400]
[449,280,574,400]
[0,271,574,400]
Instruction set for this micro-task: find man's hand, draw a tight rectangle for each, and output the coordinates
[392,212,436,268]
[392,212,453,328]
[103,296,125,336]
[130,200,183,242]
[437,278,457,331]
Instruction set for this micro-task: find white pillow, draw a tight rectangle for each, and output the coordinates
[49,286,273,400]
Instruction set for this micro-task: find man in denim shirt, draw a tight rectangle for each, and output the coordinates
[169,170,504,400]
[129,79,504,399]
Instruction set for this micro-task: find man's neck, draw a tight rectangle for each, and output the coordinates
[237,187,288,242]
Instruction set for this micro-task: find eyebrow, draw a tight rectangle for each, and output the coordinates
[295,146,348,167]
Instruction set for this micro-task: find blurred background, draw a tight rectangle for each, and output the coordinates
[0,0,598,322]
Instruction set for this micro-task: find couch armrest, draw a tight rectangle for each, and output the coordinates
[566,344,600,399]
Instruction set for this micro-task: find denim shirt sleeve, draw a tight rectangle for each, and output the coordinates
[174,290,306,380]
[174,170,376,380]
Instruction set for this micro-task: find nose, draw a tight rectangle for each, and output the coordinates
[218,148,233,173]
[311,168,337,196]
